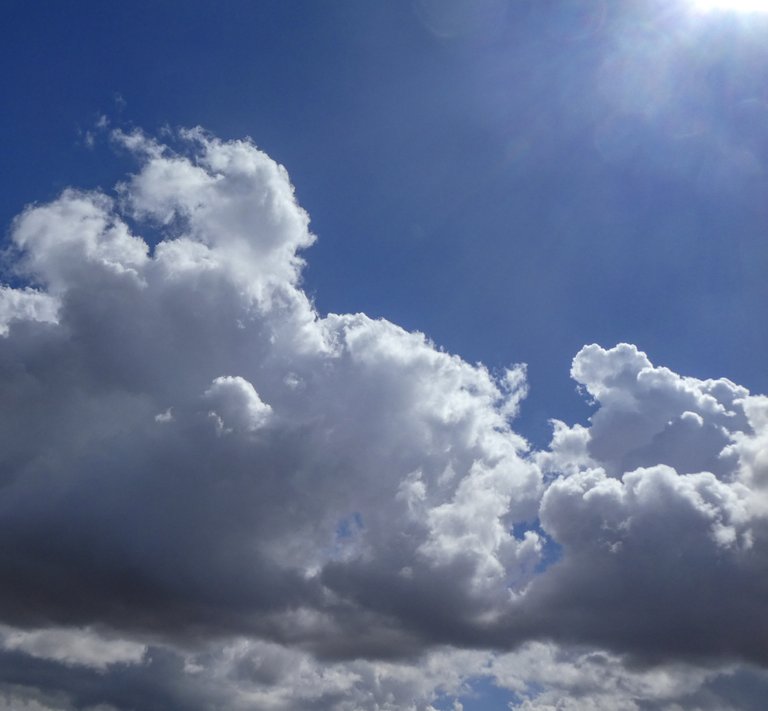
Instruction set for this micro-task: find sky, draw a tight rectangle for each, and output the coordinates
[1,1,768,709]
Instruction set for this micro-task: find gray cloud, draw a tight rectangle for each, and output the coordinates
[0,127,539,646]
[522,344,768,667]
[2,129,768,709]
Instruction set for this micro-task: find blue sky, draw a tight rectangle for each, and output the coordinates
[2,1,768,709]
[5,0,767,443]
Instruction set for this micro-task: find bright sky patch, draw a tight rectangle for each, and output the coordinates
[691,0,768,11]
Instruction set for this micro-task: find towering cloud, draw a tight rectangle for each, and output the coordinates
[1,128,766,709]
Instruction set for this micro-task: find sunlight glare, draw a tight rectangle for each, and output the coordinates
[691,0,768,12]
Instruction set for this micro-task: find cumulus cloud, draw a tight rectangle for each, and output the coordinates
[523,344,768,667]
[0,126,539,650]
[1,128,768,708]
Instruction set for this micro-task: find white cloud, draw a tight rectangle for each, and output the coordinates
[516,343,768,668]
[203,376,272,433]
[569,343,747,478]
[0,287,58,335]
[0,127,539,656]
[1,129,768,709]
[0,626,145,670]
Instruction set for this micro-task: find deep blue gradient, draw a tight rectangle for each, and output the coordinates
[3,0,767,452]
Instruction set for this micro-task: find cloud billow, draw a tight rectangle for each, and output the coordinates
[1,128,767,709]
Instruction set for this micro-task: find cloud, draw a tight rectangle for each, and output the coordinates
[1,128,768,708]
[522,344,768,667]
[0,287,58,335]
[0,126,539,649]
[2,637,767,711]
[0,626,145,671]
[203,376,273,434]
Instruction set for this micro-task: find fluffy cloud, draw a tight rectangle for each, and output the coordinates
[1,128,768,708]
[524,344,768,667]
[0,126,539,650]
